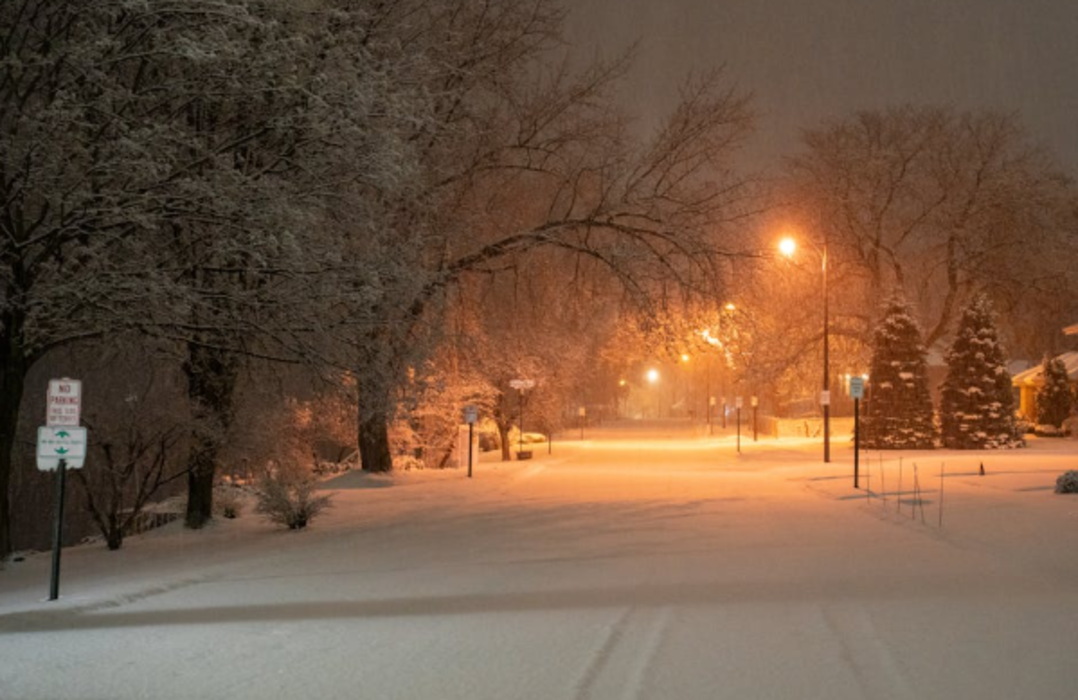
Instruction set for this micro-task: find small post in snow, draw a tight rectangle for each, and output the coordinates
[849,377,864,489]
[938,462,945,527]
[751,396,758,442]
[735,396,743,454]
[49,459,68,601]
[462,405,478,478]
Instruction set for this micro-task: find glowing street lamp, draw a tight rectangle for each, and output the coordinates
[646,368,660,384]
[780,232,831,463]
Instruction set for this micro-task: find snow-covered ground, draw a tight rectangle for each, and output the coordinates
[2,422,1078,699]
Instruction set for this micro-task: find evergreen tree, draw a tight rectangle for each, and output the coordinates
[863,297,937,449]
[940,295,1021,448]
[1036,355,1073,429]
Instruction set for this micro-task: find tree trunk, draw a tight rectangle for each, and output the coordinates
[182,342,236,529]
[105,515,123,551]
[358,410,393,472]
[185,444,216,529]
[0,335,27,559]
[497,420,512,461]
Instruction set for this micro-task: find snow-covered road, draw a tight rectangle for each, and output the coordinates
[2,424,1077,699]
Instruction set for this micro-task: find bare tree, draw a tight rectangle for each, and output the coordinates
[784,106,1074,351]
[339,1,757,471]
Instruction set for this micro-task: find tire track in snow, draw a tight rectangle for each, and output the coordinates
[574,606,671,700]
[820,604,916,700]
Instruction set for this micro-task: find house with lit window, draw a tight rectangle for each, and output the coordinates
[1011,323,1078,420]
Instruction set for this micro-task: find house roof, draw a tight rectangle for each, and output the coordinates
[1011,351,1078,387]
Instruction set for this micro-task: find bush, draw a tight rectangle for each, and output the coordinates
[214,484,246,519]
[1054,470,1078,494]
[254,463,332,530]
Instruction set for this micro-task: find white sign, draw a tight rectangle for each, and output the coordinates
[37,427,87,470]
[820,390,831,406]
[709,396,716,407]
[46,378,82,427]
[751,396,758,408]
[849,377,865,400]
[735,397,743,409]
[578,406,586,417]
[463,405,479,424]
[509,379,536,391]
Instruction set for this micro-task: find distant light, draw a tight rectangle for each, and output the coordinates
[724,302,736,311]
[646,369,660,384]
[779,237,796,257]
[681,354,690,363]
[618,379,627,387]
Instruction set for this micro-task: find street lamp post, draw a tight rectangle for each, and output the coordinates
[780,235,831,463]
[821,241,830,463]
[508,378,535,458]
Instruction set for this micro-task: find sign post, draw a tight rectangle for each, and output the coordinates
[508,379,535,460]
[463,405,478,478]
[39,427,87,601]
[41,379,86,602]
[751,396,759,442]
[849,377,865,488]
[578,406,586,440]
[49,459,68,601]
[735,397,743,454]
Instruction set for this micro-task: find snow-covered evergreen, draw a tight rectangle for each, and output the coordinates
[939,295,1021,448]
[863,296,937,449]
[1036,355,1074,430]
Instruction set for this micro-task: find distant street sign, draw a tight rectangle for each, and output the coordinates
[46,378,82,427]
[735,397,743,409]
[578,406,586,417]
[37,426,87,470]
[463,405,479,424]
[509,379,536,391]
[849,377,865,400]
[751,396,758,408]
[820,390,831,406]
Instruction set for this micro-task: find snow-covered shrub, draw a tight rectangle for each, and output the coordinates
[1034,424,1069,438]
[393,454,425,470]
[255,463,332,530]
[213,484,246,519]
[1014,417,1035,435]
[1054,470,1078,494]
[1036,355,1073,429]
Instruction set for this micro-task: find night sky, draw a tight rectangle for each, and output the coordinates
[567,0,1078,173]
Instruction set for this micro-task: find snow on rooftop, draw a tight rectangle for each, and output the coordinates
[1011,350,1078,386]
